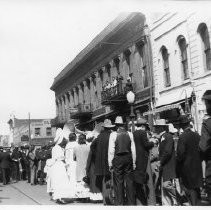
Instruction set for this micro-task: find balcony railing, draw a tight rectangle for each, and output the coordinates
[101,81,134,105]
[70,103,93,119]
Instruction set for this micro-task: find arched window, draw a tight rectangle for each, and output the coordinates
[161,46,171,87]
[197,23,211,70]
[177,36,189,80]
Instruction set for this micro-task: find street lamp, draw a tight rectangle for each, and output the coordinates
[126,91,136,132]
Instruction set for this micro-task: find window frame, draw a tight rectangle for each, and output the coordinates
[161,46,171,87]
[46,127,52,136]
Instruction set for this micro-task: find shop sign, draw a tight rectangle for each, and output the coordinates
[143,103,181,116]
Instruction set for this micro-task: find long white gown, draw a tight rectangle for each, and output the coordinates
[50,144,76,200]
[65,141,78,185]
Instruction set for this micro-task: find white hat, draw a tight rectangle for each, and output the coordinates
[168,123,178,133]
[115,116,124,124]
[54,128,64,145]
[153,119,167,126]
[103,119,115,128]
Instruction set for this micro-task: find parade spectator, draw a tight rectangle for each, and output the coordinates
[108,116,136,205]
[133,117,154,205]
[94,119,115,205]
[28,146,38,185]
[199,90,211,205]
[73,134,90,199]
[154,119,178,206]
[0,148,12,185]
[11,145,21,182]
[50,128,75,203]
[177,115,203,205]
[86,127,103,202]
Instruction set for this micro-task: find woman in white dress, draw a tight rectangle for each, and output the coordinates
[50,128,75,203]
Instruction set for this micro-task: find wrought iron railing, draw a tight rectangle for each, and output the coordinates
[101,81,134,102]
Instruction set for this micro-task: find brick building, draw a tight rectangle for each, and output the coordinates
[146,12,211,132]
[50,12,154,130]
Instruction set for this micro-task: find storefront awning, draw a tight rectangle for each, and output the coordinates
[155,86,193,108]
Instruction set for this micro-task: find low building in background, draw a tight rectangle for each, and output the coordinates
[7,116,56,147]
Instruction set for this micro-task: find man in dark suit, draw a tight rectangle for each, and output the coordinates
[133,117,154,205]
[199,90,211,205]
[0,148,12,185]
[154,119,178,206]
[177,115,203,205]
[94,119,115,205]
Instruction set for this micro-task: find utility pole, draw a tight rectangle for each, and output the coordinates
[28,112,31,145]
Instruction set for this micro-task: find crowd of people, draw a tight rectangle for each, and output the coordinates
[0,89,211,206]
[0,142,53,186]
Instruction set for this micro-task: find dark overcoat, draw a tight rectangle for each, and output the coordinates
[159,132,176,182]
[94,130,111,176]
[0,151,12,169]
[133,129,154,184]
[177,128,203,189]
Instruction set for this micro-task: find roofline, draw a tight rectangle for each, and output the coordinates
[50,12,145,91]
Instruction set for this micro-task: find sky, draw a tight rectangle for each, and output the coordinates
[0,0,209,135]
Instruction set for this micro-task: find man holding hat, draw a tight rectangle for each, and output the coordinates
[177,115,203,205]
[94,119,115,204]
[153,119,177,206]
[133,117,154,205]
[199,90,211,205]
[108,116,136,205]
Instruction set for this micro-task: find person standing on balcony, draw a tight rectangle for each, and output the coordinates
[108,116,136,205]
[133,117,154,205]
[199,90,211,205]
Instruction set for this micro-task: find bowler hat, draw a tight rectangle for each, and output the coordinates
[202,90,211,101]
[178,115,190,124]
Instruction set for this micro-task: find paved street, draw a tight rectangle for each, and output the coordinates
[0,181,103,205]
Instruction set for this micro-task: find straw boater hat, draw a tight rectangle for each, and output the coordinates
[54,128,64,145]
[202,90,211,101]
[115,116,124,125]
[153,119,168,126]
[168,123,178,133]
[103,119,115,128]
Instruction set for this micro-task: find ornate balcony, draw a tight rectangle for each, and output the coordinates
[101,81,134,105]
[70,103,93,119]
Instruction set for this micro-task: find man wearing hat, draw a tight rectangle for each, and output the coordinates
[108,116,136,205]
[177,115,203,205]
[94,119,115,204]
[153,119,177,205]
[199,90,211,205]
[133,117,154,205]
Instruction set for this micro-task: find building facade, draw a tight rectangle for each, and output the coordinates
[50,12,155,130]
[147,12,211,132]
[8,116,56,146]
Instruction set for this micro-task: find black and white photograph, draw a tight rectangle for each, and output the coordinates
[0,0,211,206]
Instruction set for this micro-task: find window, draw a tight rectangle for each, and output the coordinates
[136,41,149,88]
[124,49,131,75]
[198,23,211,70]
[46,127,52,136]
[113,57,120,74]
[161,46,171,87]
[178,36,189,80]
[35,128,41,137]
